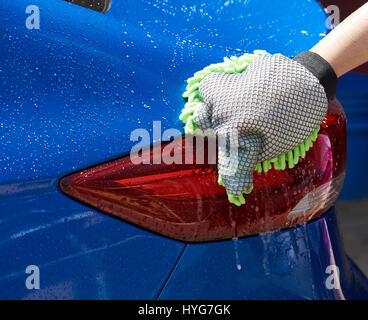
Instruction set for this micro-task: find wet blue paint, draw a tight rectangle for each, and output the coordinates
[1,0,367,299]
[159,208,368,300]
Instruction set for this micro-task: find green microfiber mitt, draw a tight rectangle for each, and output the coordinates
[180,50,324,206]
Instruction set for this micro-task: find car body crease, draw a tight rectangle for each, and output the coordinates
[155,244,188,300]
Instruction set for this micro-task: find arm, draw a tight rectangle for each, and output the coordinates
[311,2,368,77]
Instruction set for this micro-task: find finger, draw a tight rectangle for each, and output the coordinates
[217,133,262,204]
[193,101,212,131]
[198,72,226,104]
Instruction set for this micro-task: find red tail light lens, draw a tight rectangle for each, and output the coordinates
[60,98,346,242]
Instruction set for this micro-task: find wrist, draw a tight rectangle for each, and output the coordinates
[293,50,338,99]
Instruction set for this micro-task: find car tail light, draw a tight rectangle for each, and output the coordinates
[60,98,347,242]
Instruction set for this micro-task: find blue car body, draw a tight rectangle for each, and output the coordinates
[0,0,367,299]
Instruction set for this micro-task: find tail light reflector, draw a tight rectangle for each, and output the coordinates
[60,98,346,241]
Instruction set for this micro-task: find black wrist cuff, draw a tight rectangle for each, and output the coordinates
[293,51,338,99]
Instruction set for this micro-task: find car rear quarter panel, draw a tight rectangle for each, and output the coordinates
[0,0,334,299]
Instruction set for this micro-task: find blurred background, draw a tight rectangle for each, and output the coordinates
[319,0,368,276]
